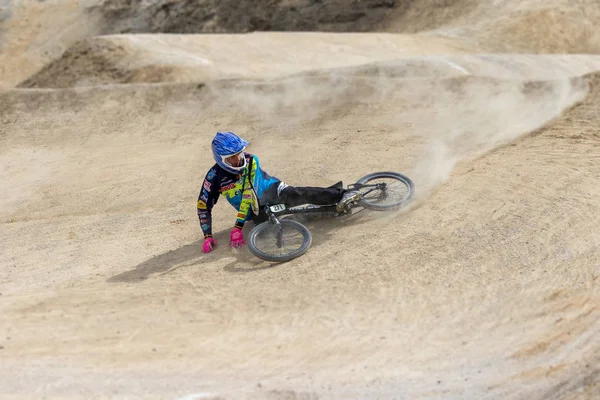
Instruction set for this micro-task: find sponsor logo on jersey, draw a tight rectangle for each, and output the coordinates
[220,183,236,192]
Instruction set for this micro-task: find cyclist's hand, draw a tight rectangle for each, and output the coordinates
[230,227,246,248]
[203,237,216,253]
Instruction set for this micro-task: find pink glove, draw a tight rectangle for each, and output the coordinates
[203,237,216,253]
[230,227,246,248]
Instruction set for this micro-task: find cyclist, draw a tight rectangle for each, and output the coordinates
[197,131,359,253]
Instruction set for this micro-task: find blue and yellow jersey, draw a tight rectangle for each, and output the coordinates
[197,153,279,238]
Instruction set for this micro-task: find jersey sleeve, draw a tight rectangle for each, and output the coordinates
[197,166,219,238]
[233,155,259,229]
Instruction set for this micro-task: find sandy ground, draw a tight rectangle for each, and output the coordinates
[1,1,600,399]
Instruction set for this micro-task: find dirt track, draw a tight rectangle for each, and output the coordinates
[1,1,600,399]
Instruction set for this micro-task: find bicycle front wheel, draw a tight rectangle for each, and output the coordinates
[247,219,313,262]
[356,171,414,211]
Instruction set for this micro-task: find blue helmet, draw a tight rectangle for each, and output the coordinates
[211,131,250,174]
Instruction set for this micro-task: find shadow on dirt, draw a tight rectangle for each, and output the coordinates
[106,237,209,283]
[107,209,376,282]
[221,214,355,273]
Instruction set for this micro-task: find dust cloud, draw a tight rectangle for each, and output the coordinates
[205,70,589,204]
[409,76,589,199]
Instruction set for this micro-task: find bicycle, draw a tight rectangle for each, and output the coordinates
[246,171,415,262]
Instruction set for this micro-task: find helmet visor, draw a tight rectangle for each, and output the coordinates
[221,149,246,170]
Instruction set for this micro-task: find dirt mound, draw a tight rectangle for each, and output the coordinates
[19,32,600,88]
[17,32,474,88]
[380,0,600,53]
[480,6,600,53]
[89,0,396,34]
[17,37,132,89]
[0,0,103,88]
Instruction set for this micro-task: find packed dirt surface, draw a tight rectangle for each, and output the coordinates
[1,1,600,399]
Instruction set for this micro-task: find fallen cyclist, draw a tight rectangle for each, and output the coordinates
[197,131,359,253]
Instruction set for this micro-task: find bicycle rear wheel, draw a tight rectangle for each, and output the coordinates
[355,171,414,211]
[247,219,313,262]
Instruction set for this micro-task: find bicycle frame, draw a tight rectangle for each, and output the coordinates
[258,181,388,224]
[246,171,413,262]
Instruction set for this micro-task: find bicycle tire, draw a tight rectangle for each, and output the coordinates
[247,219,313,262]
[355,171,414,211]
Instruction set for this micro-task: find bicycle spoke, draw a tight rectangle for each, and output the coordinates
[358,175,412,208]
[253,224,306,257]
